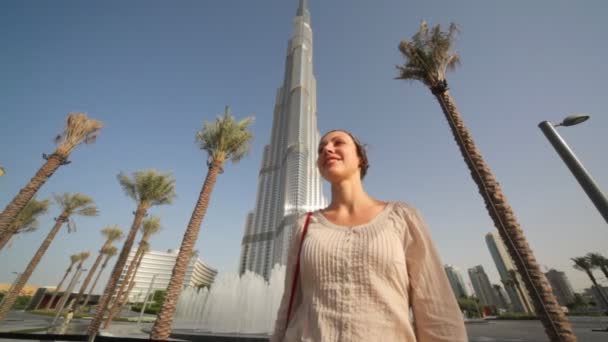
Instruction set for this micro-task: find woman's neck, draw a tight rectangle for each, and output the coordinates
[328,179,375,213]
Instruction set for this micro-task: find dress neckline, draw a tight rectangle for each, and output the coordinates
[314,202,394,230]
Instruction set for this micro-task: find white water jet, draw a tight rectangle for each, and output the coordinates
[173,264,286,334]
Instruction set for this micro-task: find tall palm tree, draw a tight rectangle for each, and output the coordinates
[587,252,608,280]
[87,170,175,337]
[151,106,254,339]
[56,251,90,312]
[0,113,102,236]
[0,198,51,250]
[104,217,161,326]
[44,253,81,310]
[572,256,608,307]
[0,193,98,320]
[115,242,150,322]
[73,226,124,311]
[81,246,118,310]
[395,22,575,341]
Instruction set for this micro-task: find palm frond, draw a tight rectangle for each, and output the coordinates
[396,21,460,86]
[55,112,103,154]
[196,106,254,165]
[70,253,82,263]
[9,198,51,234]
[118,169,176,207]
[571,256,591,271]
[53,193,99,218]
[141,215,162,236]
[101,225,124,242]
[104,246,118,256]
[79,251,91,261]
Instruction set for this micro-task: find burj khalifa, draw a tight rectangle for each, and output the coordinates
[239,0,327,279]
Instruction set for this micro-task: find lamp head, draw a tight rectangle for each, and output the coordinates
[560,114,590,127]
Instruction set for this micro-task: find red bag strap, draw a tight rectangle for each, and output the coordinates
[285,212,312,331]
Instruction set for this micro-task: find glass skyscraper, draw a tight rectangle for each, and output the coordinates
[239,0,327,279]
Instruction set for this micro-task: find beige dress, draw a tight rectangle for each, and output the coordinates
[271,202,467,342]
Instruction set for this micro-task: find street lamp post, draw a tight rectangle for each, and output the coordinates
[539,114,608,224]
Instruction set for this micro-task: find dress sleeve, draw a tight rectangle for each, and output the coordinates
[403,205,468,342]
[270,214,307,342]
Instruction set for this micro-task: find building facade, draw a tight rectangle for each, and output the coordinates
[544,269,575,306]
[485,231,535,313]
[468,265,498,307]
[116,248,217,303]
[239,0,327,279]
[444,264,469,298]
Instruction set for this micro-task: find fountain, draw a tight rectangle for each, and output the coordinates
[171,265,286,341]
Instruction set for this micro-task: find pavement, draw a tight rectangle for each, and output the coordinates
[1,310,607,341]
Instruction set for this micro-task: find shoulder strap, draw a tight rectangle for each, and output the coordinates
[285,212,312,331]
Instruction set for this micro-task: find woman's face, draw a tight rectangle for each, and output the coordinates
[317,131,361,183]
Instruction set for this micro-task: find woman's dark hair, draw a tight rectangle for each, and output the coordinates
[320,130,369,179]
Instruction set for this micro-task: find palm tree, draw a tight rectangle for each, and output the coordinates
[87,170,175,337]
[73,226,124,311]
[55,251,90,312]
[81,246,118,310]
[395,22,575,341]
[104,217,161,326]
[0,193,98,320]
[0,113,102,236]
[572,256,608,307]
[0,198,51,250]
[116,242,150,319]
[151,106,254,339]
[587,252,608,280]
[44,253,81,310]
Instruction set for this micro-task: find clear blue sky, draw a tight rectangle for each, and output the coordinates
[1,0,606,294]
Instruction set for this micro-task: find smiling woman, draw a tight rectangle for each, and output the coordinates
[271,129,467,342]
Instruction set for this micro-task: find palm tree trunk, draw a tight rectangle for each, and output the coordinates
[113,251,145,324]
[0,153,66,235]
[82,253,112,310]
[87,204,147,337]
[0,213,68,321]
[150,160,222,340]
[585,270,608,307]
[431,87,576,341]
[0,228,16,250]
[103,243,145,328]
[44,261,75,310]
[56,261,83,311]
[73,245,107,311]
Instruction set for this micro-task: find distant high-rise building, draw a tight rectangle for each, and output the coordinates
[468,265,498,307]
[545,269,575,306]
[485,231,535,313]
[238,0,327,279]
[444,265,469,298]
[117,248,217,303]
[492,283,511,310]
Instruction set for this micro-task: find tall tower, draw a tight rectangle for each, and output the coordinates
[467,265,499,307]
[444,264,469,298]
[486,232,535,313]
[239,0,327,279]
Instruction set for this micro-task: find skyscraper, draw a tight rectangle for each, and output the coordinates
[485,231,535,313]
[545,269,575,306]
[468,265,498,307]
[239,0,327,279]
[444,264,469,298]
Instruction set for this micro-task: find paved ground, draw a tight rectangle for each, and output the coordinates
[1,311,607,341]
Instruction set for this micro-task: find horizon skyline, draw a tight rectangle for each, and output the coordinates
[1,0,607,296]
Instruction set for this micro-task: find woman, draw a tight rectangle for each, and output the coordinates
[271,130,467,341]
